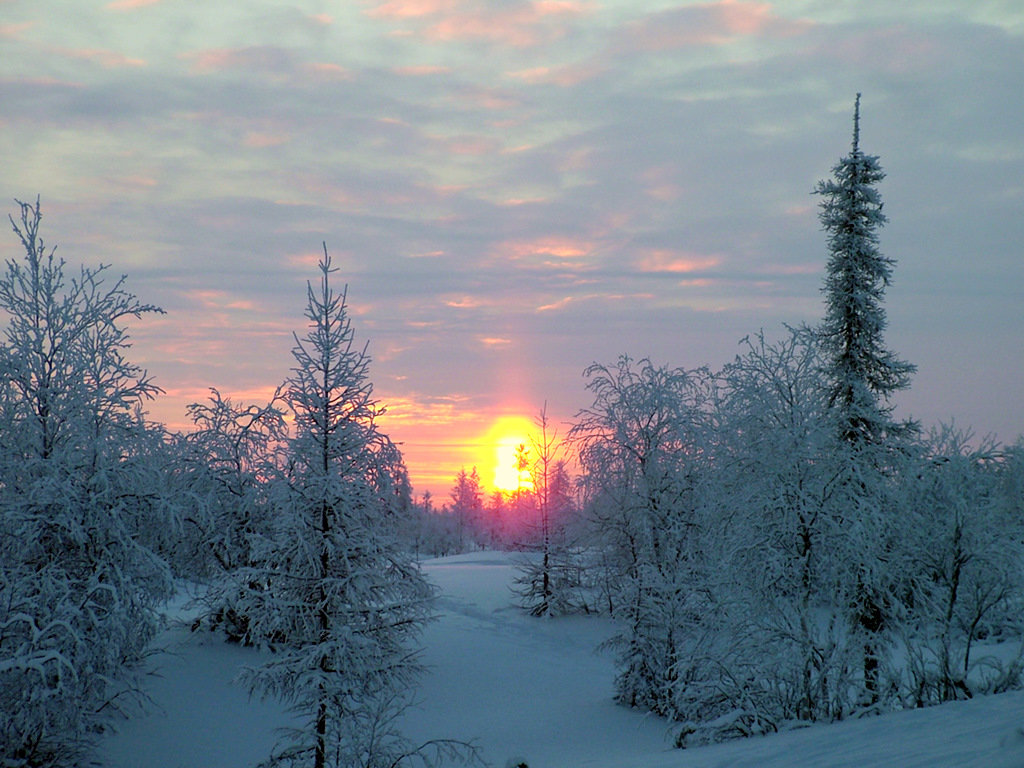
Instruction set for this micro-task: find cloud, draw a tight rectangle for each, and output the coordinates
[635,250,722,273]
[535,296,574,312]
[242,131,290,148]
[499,196,547,206]
[502,237,592,260]
[304,62,354,80]
[105,0,161,9]
[639,166,683,201]
[393,64,452,76]
[478,336,513,347]
[58,47,146,68]
[0,75,84,93]
[181,289,258,312]
[621,0,812,51]
[445,296,484,309]
[504,62,604,87]
[366,0,593,47]
[0,22,34,38]
[181,46,294,75]
[365,0,459,19]
[448,83,521,111]
[431,133,501,156]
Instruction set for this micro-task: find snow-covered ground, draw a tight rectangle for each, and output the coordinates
[100,552,1024,768]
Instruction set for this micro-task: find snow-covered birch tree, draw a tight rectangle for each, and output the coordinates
[898,425,1024,706]
[177,387,286,578]
[0,198,172,767]
[702,328,859,738]
[570,356,714,718]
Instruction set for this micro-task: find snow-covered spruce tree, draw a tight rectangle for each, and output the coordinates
[570,356,715,718]
[237,247,470,768]
[0,198,172,766]
[816,94,916,446]
[815,95,917,704]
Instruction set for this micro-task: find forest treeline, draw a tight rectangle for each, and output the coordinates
[3,98,1023,767]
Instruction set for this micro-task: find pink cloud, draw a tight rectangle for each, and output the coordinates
[59,47,146,68]
[449,84,520,111]
[623,0,812,51]
[640,166,683,201]
[182,46,292,75]
[243,132,290,148]
[499,197,547,206]
[505,61,604,86]
[556,146,593,172]
[537,292,654,312]
[434,134,500,155]
[112,175,158,189]
[393,64,452,76]
[106,0,160,9]
[536,296,574,312]
[304,62,353,80]
[763,262,819,275]
[533,0,590,16]
[286,250,326,269]
[365,0,458,19]
[504,237,592,260]
[445,296,483,309]
[181,289,256,312]
[367,0,593,47]
[478,336,513,347]
[784,203,814,216]
[0,22,34,38]
[635,250,722,273]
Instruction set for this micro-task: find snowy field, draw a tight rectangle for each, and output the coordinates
[100,552,1024,768]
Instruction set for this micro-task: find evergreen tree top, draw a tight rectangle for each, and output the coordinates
[852,92,861,154]
[815,94,916,446]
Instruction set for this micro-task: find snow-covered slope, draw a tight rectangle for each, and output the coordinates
[100,553,1024,768]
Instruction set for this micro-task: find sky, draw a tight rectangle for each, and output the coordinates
[2,0,1022,500]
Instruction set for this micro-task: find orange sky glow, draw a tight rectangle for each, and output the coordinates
[377,408,542,501]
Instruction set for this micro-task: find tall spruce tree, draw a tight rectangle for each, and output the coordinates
[816,94,916,445]
[815,95,916,704]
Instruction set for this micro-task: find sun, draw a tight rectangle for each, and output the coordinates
[485,415,535,493]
